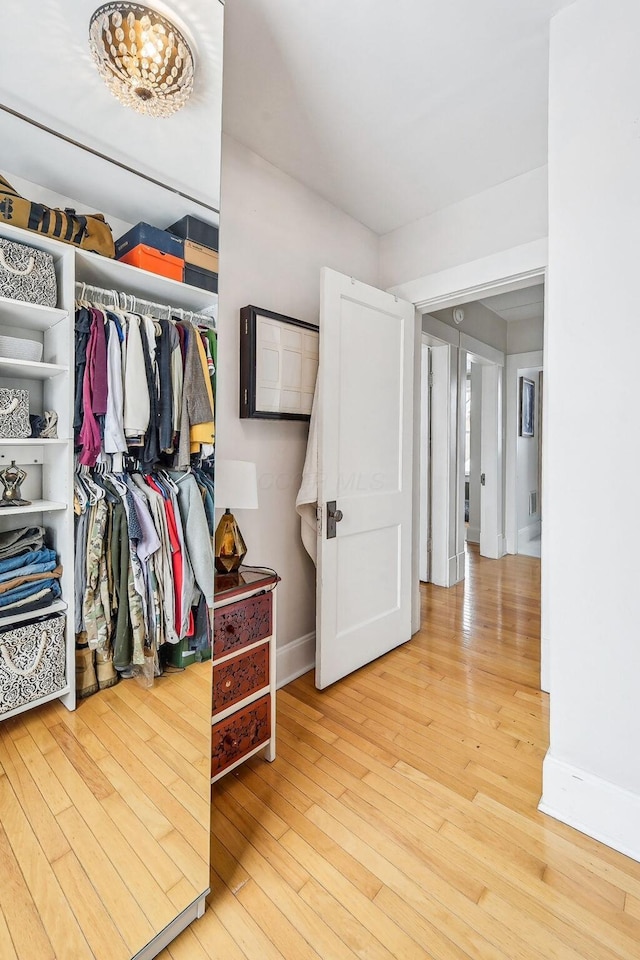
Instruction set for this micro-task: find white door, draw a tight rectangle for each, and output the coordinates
[316,268,416,689]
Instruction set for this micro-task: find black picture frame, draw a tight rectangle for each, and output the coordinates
[519,376,535,438]
[240,305,319,421]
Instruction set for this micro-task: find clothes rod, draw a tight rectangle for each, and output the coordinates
[0,103,220,217]
[75,281,216,329]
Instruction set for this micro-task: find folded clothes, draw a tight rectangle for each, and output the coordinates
[0,557,58,584]
[0,547,57,576]
[0,578,61,607]
[0,526,45,560]
[0,564,62,595]
[0,584,61,616]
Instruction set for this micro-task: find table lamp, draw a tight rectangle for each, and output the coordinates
[214,459,259,573]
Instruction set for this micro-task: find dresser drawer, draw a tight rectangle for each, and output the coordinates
[212,694,271,776]
[214,592,272,658]
[213,642,269,713]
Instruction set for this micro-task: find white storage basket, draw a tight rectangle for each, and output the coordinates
[0,335,43,362]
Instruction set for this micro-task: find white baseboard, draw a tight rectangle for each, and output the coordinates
[518,520,541,543]
[540,754,640,862]
[276,632,315,689]
[466,526,480,544]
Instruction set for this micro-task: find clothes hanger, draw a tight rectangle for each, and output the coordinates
[74,465,90,512]
[79,463,104,504]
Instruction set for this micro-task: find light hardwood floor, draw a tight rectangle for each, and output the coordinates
[162,545,640,960]
[4,548,640,958]
[0,660,211,960]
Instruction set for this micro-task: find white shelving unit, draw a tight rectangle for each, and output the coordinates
[0,357,68,379]
[0,219,218,724]
[0,297,67,331]
[0,438,68,446]
[0,220,75,718]
[0,500,67,515]
[76,248,217,314]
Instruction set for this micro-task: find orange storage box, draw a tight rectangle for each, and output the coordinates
[118,243,184,281]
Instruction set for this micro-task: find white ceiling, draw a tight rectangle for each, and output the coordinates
[223,0,574,235]
[0,0,223,215]
[480,284,545,323]
[1,1,573,240]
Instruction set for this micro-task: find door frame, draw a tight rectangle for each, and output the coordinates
[418,316,461,591]
[418,318,506,587]
[388,239,549,691]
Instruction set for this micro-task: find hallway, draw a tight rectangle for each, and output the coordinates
[165,549,640,959]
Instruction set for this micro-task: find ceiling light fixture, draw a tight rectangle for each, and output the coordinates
[89,2,195,118]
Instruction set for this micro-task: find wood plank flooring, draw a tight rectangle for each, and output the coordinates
[0,661,211,960]
[4,547,640,959]
[162,545,640,960]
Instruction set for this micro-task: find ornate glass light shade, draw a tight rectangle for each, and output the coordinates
[214,511,248,574]
[89,3,195,118]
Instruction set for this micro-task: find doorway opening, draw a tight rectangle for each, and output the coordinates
[416,275,546,689]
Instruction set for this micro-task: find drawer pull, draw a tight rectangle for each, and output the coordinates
[224,734,239,748]
[224,679,232,689]
[225,623,235,635]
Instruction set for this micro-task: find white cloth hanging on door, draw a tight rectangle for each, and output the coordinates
[295,385,318,564]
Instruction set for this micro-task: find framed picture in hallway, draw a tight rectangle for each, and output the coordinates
[520,376,535,437]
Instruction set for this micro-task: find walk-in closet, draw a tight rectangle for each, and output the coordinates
[0,1,224,957]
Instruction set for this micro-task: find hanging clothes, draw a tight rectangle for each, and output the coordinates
[74,304,215,470]
[73,298,217,697]
[74,466,214,689]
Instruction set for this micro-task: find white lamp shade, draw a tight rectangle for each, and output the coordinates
[215,460,258,511]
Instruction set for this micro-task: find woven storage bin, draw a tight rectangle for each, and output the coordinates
[0,335,43,362]
[0,237,57,307]
[0,388,29,438]
[0,612,66,716]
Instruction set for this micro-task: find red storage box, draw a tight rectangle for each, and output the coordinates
[119,243,184,281]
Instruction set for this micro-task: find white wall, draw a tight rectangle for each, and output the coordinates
[507,315,544,355]
[216,135,379,679]
[380,166,548,290]
[516,367,541,543]
[540,0,640,860]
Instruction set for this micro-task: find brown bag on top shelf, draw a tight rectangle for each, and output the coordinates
[0,174,115,258]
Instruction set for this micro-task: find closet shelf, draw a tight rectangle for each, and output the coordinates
[0,297,68,332]
[0,499,67,515]
[0,599,67,629]
[0,438,68,446]
[76,248,217,314]
[0,357,68,380]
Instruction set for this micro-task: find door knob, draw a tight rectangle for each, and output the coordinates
[480,473,486,486]
[326,501,344,539]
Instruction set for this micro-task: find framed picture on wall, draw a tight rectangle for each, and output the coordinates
[520,376,535,437]
[240,305,319,420]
